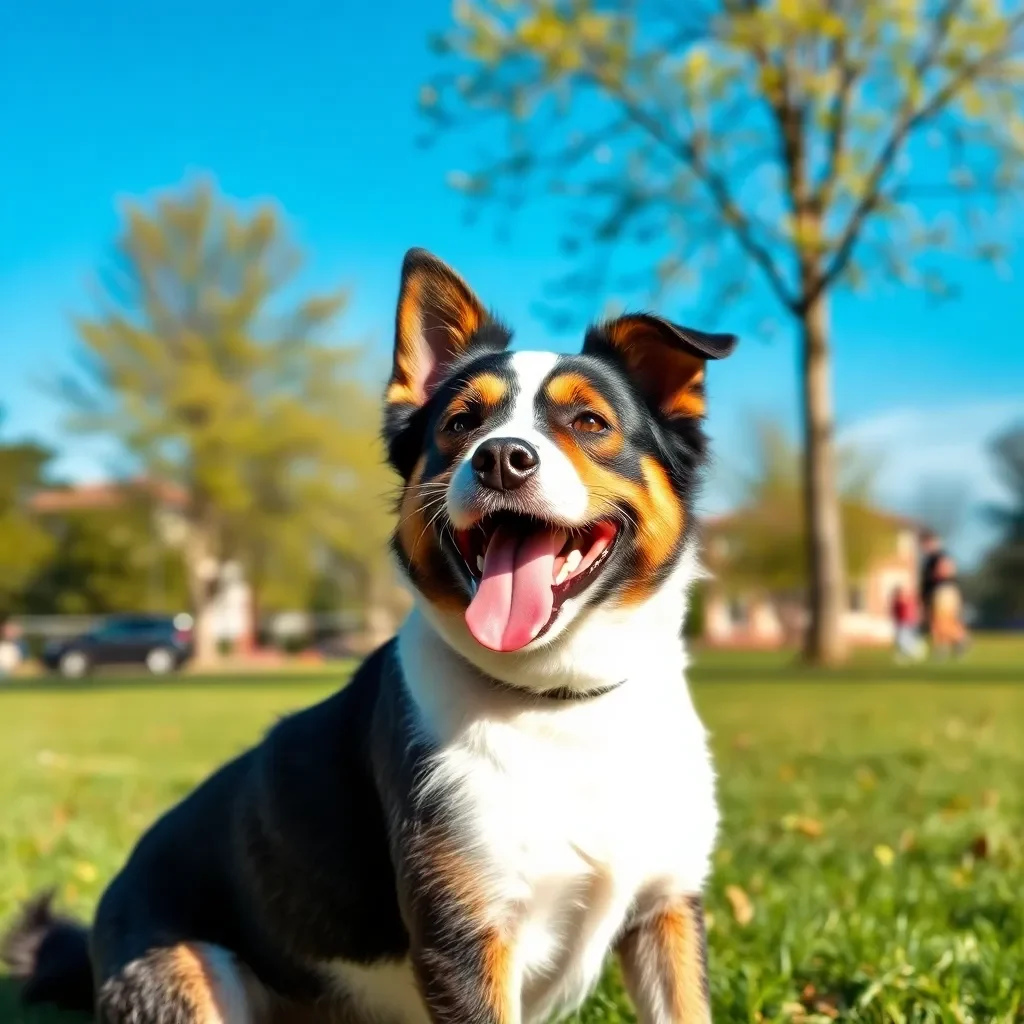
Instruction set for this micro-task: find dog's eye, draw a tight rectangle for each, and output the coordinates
[445,412,480,435]
[572,412,608,433]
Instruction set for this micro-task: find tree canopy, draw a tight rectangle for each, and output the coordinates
[61,179,393,658]
[0,417,56,621]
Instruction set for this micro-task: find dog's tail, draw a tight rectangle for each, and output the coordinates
[1,890,95,1013]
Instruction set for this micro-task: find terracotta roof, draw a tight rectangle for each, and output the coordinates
[30,478,189,514]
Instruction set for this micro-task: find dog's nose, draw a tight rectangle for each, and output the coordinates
[471,438,539,492]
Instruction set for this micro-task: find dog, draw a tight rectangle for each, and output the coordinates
[3,248,737,1023]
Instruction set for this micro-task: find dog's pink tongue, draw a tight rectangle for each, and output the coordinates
[465,525,561,652]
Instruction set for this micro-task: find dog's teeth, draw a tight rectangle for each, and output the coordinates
[565,549,583,575]
[554,564,570,586]
[476,555,484,572]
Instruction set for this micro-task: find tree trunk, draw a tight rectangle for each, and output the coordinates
[184,523,221,668]
[799,290,848,665]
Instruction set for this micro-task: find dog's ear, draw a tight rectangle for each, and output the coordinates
[386,248,502,410]
[583,313,738,420]
[384,249,508,476]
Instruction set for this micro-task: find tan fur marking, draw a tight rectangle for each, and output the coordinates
[657,902,709,1022]
[385,380,420,408]
[546,373,618,426]
[481,928,513,1022]
[418,828,490,918]
[619,898,710,1024]
[627,455,685,598]
[163,945,247,1024]
[444,372,507,419]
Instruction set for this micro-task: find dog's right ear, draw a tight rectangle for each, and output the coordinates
[384,249,508,475]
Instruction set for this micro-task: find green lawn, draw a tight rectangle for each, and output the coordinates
[2,640,1022,1023]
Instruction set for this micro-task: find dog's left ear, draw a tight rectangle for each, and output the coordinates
[583,313,738,420]
[386,248,499,412]
[384,249,508,476]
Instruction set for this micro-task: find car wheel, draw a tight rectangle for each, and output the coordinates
[146,647,176,676]
[59,650,89,679]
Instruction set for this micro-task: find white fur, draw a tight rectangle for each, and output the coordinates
[448,351,590,529]
[394,599,718,1024]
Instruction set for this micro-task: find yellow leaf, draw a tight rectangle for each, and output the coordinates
[73,862,98,883]
[725,884,755,926]
[874,844,895,868]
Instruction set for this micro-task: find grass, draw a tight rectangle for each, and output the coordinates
[2,638,1023,1023]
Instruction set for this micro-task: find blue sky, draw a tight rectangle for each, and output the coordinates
[2,0,1022,563]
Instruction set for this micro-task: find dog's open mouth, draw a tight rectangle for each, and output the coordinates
[452,512,619,653]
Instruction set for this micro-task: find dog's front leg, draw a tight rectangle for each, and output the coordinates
[617,895,711,1024]
[400,831,518,1024]
[411,922,515,1024]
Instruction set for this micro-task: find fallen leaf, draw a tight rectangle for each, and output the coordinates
[874,844,895,867]
[725,884,754,926]
[815,995,840,1019]
[73,862,97,883]
[783,814,825,838]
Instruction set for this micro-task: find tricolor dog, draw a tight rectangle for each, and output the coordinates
[4,249,737,1023]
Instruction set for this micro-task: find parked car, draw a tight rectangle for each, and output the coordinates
[41,614,194,678]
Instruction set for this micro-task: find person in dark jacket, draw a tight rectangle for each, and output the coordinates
[918,530,946,640]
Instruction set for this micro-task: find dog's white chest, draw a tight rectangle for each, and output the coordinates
[415,671,717,1022]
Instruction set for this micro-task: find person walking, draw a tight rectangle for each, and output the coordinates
[890,585,922,663]
[930,554,968,658]
[918,530,945,647]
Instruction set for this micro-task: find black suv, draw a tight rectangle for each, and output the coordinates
[42,614,194,678]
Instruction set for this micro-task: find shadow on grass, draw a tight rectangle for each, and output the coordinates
[0,978,89,1024]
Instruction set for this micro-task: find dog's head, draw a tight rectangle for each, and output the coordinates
[385,249,736,673]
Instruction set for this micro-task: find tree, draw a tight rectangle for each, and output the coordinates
[975,422,1024,625]
[423,0,1024,663]
[62,179,392,664]
[0,416,56,621]
[706,420,892,638]
[25,493,190,616]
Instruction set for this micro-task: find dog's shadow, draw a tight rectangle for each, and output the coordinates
[0,978,88,1024]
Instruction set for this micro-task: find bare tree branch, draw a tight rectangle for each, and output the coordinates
[821,9,1024,297]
